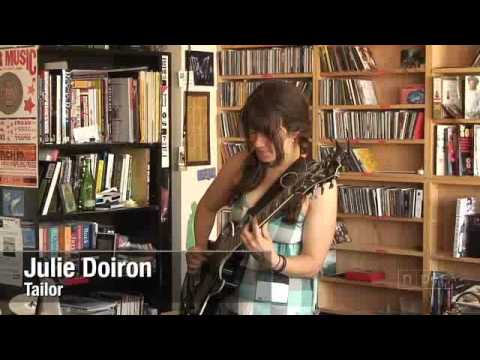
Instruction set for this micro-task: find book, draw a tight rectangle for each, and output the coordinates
[352,148,379,173]
[453,197,480,258]
[466,214,480,258]
[458,125,474,176]
[441,76,463,119]
[475,125,480,176]
[465,75,480,119]
[59,183,77,214]
[41,162,62,216]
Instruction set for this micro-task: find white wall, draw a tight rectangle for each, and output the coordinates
[166,45,218,309]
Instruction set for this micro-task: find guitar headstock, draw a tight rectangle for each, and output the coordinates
[293,140,349,196]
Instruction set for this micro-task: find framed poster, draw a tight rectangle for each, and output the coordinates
[185,92,210,166]
[185,51,214,86]
[0,46,38,188]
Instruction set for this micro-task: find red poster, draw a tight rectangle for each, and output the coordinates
[0,46,38,188]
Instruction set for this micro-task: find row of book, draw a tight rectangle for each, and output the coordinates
[337,185,424,218]
[39,150,141,216]
[322,110,425,140]
[221,142,248,162]
[218,46,313,76]
[38,65,167,144]
[319,78,378,105]
[433,75,480,119]
[435,124,479,176]
[39,221,99,255]
[220,112,244,138]
[453,197,480,258]
[319,45,377,73]
[218,80,312,107]
[319,146,379,173]
[61,292,146,315]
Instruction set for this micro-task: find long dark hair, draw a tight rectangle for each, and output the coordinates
[233,80,311,224]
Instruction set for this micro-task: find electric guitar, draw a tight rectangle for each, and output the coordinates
[181,141,348,315]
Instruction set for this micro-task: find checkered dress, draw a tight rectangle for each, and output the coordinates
[217,195,317,315]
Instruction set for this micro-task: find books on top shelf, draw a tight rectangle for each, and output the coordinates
[435,124,477,176]
[322,110,424,140]
[338,185,423,219]
[218,80,312,107]
[319,45,377,72]
[319,78,378,105]
[453,197,480,258]
[38,64,164,144]
[218,46,312,76]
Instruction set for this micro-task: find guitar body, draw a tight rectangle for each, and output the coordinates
[181,234,248,315]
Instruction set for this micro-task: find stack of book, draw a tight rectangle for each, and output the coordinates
[319,45,377,72]
[220,112,245,138]
[453,197,480,258]
[319,78,378,105]
[218,80,312,107]
[38,64,165,144]
[39,221,99,256]
[435,124,479,176]
[218,46,313,76]
[338,185,423,218]
[60,295,117,315]
[323,110,424,140]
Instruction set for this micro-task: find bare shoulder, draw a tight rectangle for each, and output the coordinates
[308,179,338,211]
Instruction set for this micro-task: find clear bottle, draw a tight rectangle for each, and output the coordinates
[79,158,96,211]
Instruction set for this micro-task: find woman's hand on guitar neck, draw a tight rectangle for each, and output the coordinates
[240,216,280,270]
[186,246,210,274]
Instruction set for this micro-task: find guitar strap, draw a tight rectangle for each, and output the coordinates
[247,156,309,218]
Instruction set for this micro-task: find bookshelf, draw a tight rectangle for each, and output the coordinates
[313,45,428,315]
[426,45,480,312]
[0,46,173,315]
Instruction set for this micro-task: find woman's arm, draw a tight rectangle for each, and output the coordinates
[187,151,249,274]
[194,151,248,249]
[280,181,338,278]
[241,181,338,278]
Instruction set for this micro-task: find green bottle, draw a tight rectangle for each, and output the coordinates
[79,158,96,211]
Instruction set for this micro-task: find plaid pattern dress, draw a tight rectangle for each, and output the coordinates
[217,195,317,315]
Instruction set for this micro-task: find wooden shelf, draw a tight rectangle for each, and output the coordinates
[339,172,425,183]
[319,139,425,145]
[39,205,160,221]
[432,67,480,75]
[337,213,423,223]
[333,243,423,257]
[38,45,163,57]
[319,68,425,77]
[318,306,376,315]
[219,73,313,81]
[220,45,285,50]
[432,119,480,124]
[318,104,425,110]
[220,105,313,112]
[431,253,480,265]
[430,176,480,186]
[221,137,246,142]
[320,276,422,292]
[40,143,161,150]
[218,106,243,111]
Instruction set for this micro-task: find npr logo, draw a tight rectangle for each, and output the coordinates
[397,270,432,290]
